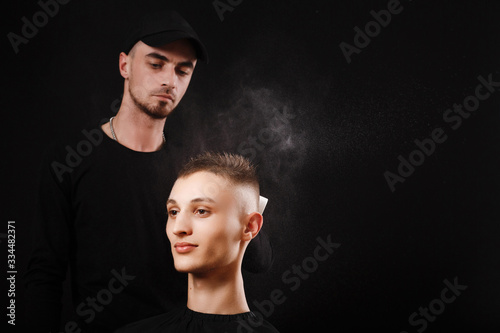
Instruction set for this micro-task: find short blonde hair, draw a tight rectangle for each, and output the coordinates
[178,151,259,192]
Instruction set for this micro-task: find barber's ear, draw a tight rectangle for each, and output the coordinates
[243,212,263,241]
[119,52,130,79]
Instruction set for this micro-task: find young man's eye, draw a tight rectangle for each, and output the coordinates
[168,209,178,218]
[195,209,210,217]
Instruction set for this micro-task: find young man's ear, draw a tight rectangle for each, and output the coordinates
[243,212,263,241]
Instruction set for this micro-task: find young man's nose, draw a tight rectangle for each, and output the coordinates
[173,212,192,235]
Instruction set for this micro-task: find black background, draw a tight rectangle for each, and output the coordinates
[3,0,500,332]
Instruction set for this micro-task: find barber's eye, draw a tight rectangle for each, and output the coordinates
[150,63,161,69]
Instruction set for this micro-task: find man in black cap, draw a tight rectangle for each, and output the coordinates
[101,10,208,149]
[24,10,272,333]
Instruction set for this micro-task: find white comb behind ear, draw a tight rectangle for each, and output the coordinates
[258,196,268,214]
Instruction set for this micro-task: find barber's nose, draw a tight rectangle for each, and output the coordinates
[161,65,177,90]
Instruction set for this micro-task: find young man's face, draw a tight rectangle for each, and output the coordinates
[121,39,197,119]
[166,171,255,275]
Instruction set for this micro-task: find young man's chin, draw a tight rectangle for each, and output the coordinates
[173,260,198,273]
[175,267,191,273]
[175,262,216,275]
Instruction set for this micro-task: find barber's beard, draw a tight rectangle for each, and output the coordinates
[128,84,174,120]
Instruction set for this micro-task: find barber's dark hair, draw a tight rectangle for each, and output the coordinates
[178,151,259,191]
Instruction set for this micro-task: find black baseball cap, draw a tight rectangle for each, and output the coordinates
[123,10,208,63]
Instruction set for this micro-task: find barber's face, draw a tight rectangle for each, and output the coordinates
[166,172,246,274]
[121,39,197,119]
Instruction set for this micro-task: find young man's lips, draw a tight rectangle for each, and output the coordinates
[174,242,198,253]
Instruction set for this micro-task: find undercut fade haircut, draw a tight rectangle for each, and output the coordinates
[178,151,259,192]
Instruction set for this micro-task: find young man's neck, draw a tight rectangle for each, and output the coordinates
[187,266,250,315]
[101,96,166,152]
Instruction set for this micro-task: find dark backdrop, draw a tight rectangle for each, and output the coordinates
[3,0,500,332]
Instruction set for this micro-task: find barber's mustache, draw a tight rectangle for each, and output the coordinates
[151,89,176,100]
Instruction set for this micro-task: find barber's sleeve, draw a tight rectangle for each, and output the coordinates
[23,144,73,332]
[243,229,274,273]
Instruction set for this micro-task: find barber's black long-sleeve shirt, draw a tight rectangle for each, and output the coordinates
[24,125,185,332]
[24,123,273,332]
